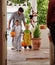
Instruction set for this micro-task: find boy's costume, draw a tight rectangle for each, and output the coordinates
[23,30,31,47]
[12,25,22,51]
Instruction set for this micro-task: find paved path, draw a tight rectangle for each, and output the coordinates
[7,47,50,65]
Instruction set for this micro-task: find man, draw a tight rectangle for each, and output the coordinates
[8,7,26,50]
[47,0,55,64]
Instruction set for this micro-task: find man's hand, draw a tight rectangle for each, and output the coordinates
[8,25,10,30]
[8,20,11,30]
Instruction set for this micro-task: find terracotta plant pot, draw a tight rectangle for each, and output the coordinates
[32,38,41,50]
[40,25,47,29]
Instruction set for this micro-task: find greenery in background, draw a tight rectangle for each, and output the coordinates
[8,0,48,25]
[9,0,26,4]
[9,0,30,5]
[37,0,48,25]
[9,0,31,24]
[24,2,31,24]
[33,24,41,38]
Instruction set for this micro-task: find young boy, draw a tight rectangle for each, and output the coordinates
[12,20,22,51]
[23,24,32,50]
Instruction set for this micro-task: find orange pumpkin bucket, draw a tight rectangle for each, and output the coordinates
[10,31,16,37]
[21,41,27,46]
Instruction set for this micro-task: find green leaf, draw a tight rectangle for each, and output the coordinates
[33,25,41,38]
[37,0,48,25]
[10,0,26,4]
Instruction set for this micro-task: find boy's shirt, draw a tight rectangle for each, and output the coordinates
[10,11,25,27]
[23,30,31,39]
[12,25,22,37]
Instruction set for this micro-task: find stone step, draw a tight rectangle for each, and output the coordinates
[26,57,49,60]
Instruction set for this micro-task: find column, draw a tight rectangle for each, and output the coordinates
[0,0,3,64]
[2,0,7,65]
[0,0,7,65]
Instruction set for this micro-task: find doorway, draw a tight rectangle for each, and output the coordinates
[7,0,50,65]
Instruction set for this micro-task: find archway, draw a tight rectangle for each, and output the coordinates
[8,2,47,63]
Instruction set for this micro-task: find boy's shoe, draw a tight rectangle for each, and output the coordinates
[24,46,27,50]
[11,48,15,50]
[19,50,21,52]
[29,46,32,49]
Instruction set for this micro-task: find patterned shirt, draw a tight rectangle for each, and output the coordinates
[10,11,25,26]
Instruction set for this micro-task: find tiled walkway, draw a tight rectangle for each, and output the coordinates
[7,47,50,65]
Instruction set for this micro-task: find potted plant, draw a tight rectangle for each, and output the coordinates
[32,24,41,50]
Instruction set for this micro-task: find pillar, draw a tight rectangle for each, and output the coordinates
[2,0,7,65]
[0,0,3,64]
[0,0,7,65]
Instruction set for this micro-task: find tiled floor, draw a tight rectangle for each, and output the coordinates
[7,47,50,65]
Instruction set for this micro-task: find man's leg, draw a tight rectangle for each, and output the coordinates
[17,36,22,51]
[24,46,27,49]
[11,37,15,50]
[54,45,55,64]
